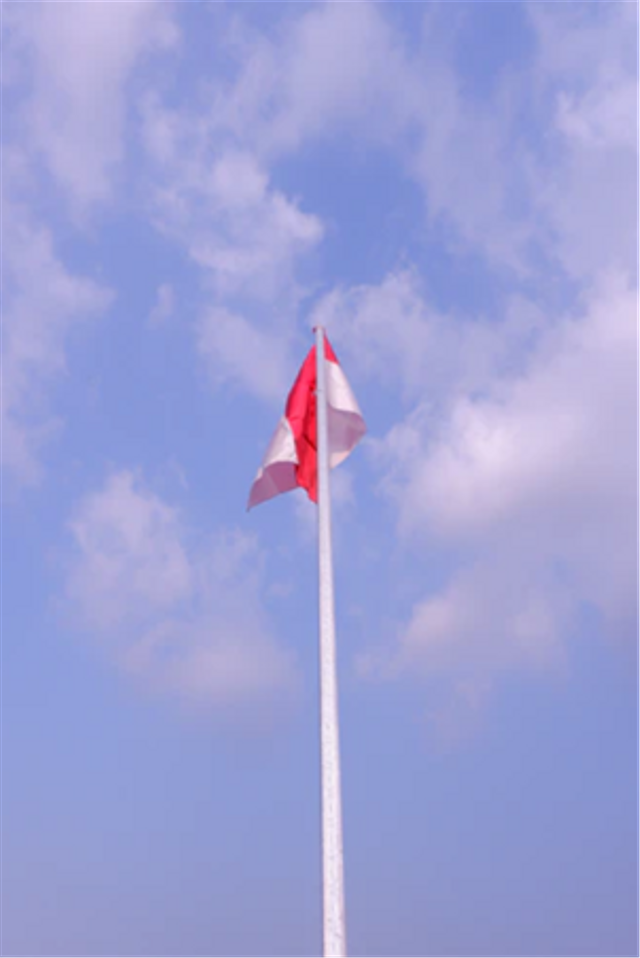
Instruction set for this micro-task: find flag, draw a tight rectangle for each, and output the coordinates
[248,334,366,509]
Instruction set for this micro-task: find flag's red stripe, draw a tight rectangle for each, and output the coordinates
[284,337,339,503]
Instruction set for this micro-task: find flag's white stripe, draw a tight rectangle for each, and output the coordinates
[261,415,298,470]
[326,358,364,417]
[326,360,366,469]
[248,416,298,509]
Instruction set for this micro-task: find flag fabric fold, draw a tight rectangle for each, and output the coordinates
[248,334,366,509]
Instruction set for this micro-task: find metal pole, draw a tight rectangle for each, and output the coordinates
[315,325,347,958]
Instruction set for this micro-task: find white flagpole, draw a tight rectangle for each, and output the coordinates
[315,325,347,958]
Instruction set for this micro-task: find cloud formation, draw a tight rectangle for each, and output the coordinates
[141,99,324,403]
[373,272,635,676]
[64,471,298,709]
[312,269,543,405]
[1,1,177,482]
[4,0,635,724]
[1,192,113,483]
[5,0,178,213]
[304,1,636,720]
[142,129,323,301]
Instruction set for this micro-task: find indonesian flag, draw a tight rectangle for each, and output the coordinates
[248,334,366,509]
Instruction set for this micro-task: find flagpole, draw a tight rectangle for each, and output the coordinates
[315,325,347,958]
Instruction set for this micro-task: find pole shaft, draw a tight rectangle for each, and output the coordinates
[315,326,347,958]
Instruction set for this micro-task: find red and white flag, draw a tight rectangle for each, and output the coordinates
[248,334,366,509]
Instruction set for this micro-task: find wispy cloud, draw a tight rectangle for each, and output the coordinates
[197,307,295,405]
[148,282,175,328]
[207,0,636,284]
[4,0,178,214]
[142,130,323,302]
[63,471,298,710]
[4,0,636,730]
[312,268,543,405]
[305,1,637,727]
[1,192,113,484]
[365,271,636,708]
[208,0,418,158]
[1,1,178,483]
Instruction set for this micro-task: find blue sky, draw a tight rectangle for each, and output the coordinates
[2,2,637,956]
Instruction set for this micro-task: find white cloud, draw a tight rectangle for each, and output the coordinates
[1,195,113,483]
[142,118,324,301]
[405,3,636,279]
[67,471,192,632]
[126,0,638,311]
[5,0,178,213]
[556,79,637,152]
[141,99,324,406]
[197,307,293,405]
[371,272,636,695]
[389,273,635,549]
[312,268,544,405]
[148,283,175,327]
[64,471,298,709]
[1,1,179,482]
[204,1,636,286]
[5,0,633,725]
[207,1,532,269]
[211,0,417,158]
[528,0,637,88]
[528,2,637,281]
[408,59,533,272]
[309,0,637,730]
